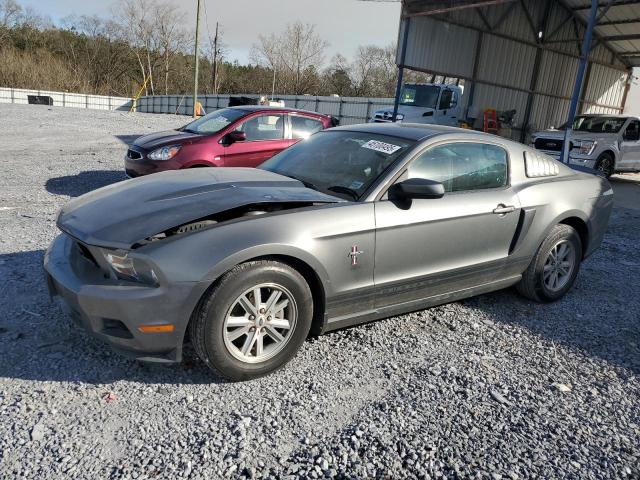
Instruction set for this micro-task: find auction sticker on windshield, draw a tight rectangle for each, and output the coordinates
[361,140,402,155]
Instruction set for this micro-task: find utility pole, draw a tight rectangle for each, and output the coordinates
[212,21,219,95]
[271,65,276,101]
[193,0,202,118]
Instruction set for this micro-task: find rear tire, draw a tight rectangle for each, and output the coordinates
[190,260,313,381]
[516,224,582,303]
[594,153,614,178]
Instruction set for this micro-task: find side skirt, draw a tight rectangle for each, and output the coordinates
[321,274,522,333]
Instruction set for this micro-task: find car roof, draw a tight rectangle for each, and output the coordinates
[576,113,633,119]
[230,105,328,117]
[328,122,487,141]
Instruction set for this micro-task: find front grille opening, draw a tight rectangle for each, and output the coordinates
[127,149,142,160]
[76,242,99,268]
[533,138,576,152]
[101,319,134,339]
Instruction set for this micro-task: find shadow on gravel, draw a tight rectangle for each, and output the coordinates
[114,134,143,146]
[466,286,640,376]
[45,170,127,197]
[0,248,225,385]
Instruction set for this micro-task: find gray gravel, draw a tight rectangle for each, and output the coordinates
[1,103,639,479]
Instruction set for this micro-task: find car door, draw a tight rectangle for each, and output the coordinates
[222,113,287,167]
[374,141,521,309]
[619,119,640,170]
[434,88,459,126]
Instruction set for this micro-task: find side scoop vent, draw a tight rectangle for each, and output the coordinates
[175,220,218,234]
[524,150,560,178]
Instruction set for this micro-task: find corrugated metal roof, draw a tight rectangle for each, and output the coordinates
[399,0,633,141]
[553,0,638,67]
[404,0,640,67]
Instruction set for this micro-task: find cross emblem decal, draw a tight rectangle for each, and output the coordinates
[348,245,364,266]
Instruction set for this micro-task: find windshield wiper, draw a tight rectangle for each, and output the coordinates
[284,174,318,191]
[327,185,359,201]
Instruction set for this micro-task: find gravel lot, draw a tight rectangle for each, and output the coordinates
[1,103,639,479]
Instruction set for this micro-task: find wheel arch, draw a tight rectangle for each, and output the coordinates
[597,149,617,166]
[181,250,329,354]
[557,215,589,257]
[181,162,214,168]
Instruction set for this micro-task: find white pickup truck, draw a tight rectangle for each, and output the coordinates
[369,83,462,127]
[531,114,640,178]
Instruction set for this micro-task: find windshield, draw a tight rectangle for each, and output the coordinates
[570,116,627,133]
[182,108,247,134]
[259,131,414,200]
[399,85,440,109]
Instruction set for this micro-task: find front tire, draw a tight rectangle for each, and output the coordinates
[190,260,313,381]
[517,224,582,302]
[594,153,614,178]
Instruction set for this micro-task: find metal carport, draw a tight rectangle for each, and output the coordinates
[390,0,640,149]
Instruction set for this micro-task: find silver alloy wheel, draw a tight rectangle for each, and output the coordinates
[223,283,297,364]
[543,240,576,292]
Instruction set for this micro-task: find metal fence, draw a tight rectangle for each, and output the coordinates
[0,87,394,124]
[136,94,396,125]
[0,87,133,111]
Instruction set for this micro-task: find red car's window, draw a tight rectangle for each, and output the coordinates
[291,115,324,139]
[237,114,285,141]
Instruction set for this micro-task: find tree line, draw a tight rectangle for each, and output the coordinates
[0,0,435,99]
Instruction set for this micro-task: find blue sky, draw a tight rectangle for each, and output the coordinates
[19,0,402,64]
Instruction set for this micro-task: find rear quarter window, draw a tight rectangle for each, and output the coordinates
[524,150,560,178]
[291,115,324,139]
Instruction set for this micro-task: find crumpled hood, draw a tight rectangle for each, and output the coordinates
[133,129,203,150]
[57,168,341,249]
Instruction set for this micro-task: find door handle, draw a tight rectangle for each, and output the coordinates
[493,204,515,214]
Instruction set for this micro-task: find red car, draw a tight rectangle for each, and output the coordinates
[124,106,337,177]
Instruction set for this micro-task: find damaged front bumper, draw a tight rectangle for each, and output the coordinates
[43,233,195,363]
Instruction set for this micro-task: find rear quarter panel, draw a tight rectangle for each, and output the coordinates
[509,148,613,261]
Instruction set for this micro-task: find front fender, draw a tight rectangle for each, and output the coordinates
[199,243,332,293]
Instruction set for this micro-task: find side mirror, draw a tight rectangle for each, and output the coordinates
[389,178,445,200]
[227,130,247,143]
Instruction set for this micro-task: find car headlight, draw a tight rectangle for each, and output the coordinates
[101,249,158,285]
[147,145,181,161]
[395,114,405,122]
[573,140,597,156]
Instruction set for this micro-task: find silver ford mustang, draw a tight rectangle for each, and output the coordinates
[44,123,613,380]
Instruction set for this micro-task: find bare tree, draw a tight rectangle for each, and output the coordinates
[114,0,187,95]
[323,53,353,96]
[351,44,397,97]
[154,1,187,94]
[0,0,21,27]
[115,0,157,94]
[251,22,328,95]
[205,22,227,94]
